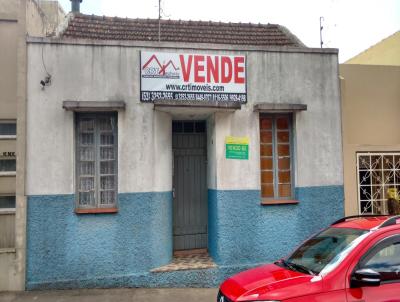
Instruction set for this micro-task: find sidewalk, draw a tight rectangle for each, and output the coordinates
[0,288,218,302]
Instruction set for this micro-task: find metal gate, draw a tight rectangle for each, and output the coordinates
[172,120,208,251]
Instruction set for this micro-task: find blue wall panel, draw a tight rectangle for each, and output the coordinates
[208,186,344,265]
[27,192,173,289]
[27,186,343,289]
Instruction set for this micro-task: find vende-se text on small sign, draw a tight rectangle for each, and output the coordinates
[225,136,249,160]
[140,51,246,103]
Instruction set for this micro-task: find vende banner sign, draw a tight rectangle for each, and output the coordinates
[140,51,246,103]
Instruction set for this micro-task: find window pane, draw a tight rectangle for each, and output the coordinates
[0,159,16,172]
[79,177,94,191]
[79,147,95,161]
[279,171,291,183]
[364,243,400,282]
[383,155,394,169]
[100,175,115,190]
[79,191,95,206]
[260,117,272,130]
[261,158,273,170]
[79,162,95,176]
[99,118,113,131]
[279,184,291,198]
[278,158,290,170]
[100,191,116,205]
[278,144,290,156]
[260,145,273,156]
[0,123,16,136]
[80,133,94,146]
[0,196,15,208]
[260,131,272,143]
[371,155,382,170]
[277,131,289,143]
[79,119,94,132]
[100,147,115,160]
[261,184,274,198]
[358,156,370,170]
[276,117,289,129]
[100,161,115,174]
[261,171,273,184]
[100,133,114,145]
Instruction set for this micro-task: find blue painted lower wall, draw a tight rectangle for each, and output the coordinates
[208,186,344,265]
[27,192,173,289]
[27,186,343,289]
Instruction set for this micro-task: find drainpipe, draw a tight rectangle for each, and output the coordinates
[70,0,82,13]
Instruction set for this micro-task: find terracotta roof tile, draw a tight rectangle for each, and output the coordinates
[61,14,306,47]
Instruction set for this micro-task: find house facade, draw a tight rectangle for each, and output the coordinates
[340,31,400,216]
[25,14,344,289]
[0,0,64,291]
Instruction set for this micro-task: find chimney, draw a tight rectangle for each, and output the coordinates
[70,0,82,13]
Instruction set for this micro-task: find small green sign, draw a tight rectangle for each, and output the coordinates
[225,136,249,160]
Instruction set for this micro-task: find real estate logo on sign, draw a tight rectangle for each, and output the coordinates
[140,51,247,103]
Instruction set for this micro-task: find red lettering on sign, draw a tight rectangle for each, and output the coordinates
[234,57,245,84]
[179,55,192,82]
[194,55,205,83]
[207,56,219,83]
[221,56,232,83]
[179,54,244,84]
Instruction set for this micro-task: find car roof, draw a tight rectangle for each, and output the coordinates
[332,216,398,230]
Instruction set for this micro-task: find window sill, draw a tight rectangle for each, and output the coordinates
[75,208,118,214]
[0,172,16,177]
[0,248,16,254]
[261,199,299,205]
[0,135,17,140]
[0,209,16,215]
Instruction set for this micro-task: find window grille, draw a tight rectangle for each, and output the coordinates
[76,113,117,209]
[357,153,400,214]
[0,122,16,136]
[0,159,16,172]
[259,114,294,200]
[0,196,15,209]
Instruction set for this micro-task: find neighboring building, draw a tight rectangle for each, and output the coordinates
[345,31,400,66]
[0,0,64,291]
[25,12,343,289]
[341,31,400,216]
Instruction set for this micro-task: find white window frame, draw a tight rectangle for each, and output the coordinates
[0,157,16,177]
[357,152,400,215]
[0,120,17,140]
[0,195,16,214]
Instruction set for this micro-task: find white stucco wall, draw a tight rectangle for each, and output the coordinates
[26,41,342,195]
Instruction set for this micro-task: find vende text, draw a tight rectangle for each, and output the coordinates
[179,55,245,84]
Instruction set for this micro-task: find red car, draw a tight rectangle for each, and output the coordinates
[218,215,400,302]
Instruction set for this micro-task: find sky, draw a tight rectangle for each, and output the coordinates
[58,0,400,62]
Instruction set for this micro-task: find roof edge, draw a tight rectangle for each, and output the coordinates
[277,25,307,48]
[26,36,338,54]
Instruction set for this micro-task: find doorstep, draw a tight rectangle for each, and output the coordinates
[151,250,217,273]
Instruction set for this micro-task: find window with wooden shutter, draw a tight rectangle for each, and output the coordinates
[76,113,118,212]
[260,114,295,204]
